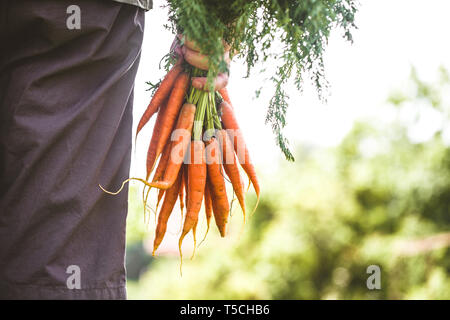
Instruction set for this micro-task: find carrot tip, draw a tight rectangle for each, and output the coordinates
[190,229,197,260]
[198,223,210,248]
[178,236,185,277]
[143,186,152,225]
[246,177,251,193]
[250,195,260,218]
[98,183,122,196]
[100,177,153,197]
[219,224,227,238]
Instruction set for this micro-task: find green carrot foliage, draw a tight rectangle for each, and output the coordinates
[165,0,358,160]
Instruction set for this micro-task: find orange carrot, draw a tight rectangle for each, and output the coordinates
[207,178,227,237]
[191,220,199,260]
[218,129,246,222]
[153,142,171,182]
[149,102,195,189]
[155,188,165,213]
[146,73,190,178]
[204,183,213,233]
[179,141,206,251]
[199,179,213,245]
[205,138,229,237]
[136,62,182,139]
[152,171,183,255]
[145,98,169,180]
[142,137,171,220]
[177,165,187,234]
[219,88,232,107]
[220,101,260,211]
[152,141,172,210]
[184,162,189,207]
[179,165,186,220]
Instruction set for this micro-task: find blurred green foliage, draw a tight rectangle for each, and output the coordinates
[126,68,450,299]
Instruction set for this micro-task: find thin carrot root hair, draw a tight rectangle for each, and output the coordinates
[100,177,157,227]
[190,223,198,260]
[178,210,184,235]
[178,213,184,235]
[198,223,210,249]
[178,222,198,274]
[219,164,232,184]
[178,235,185,277]
[229,188,246,226]
[145,202,158,226]
[237,192,247,240]
[144,185,153,227]
[250,194,260,218]
[142,185,148,224]
[234,188,246,225]
[99,177,154,195]
[198,206,211,248]
[155,194,162,217]
[242,176,259,218]
[229,191,236,218]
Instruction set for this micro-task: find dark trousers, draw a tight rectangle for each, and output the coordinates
[0,0,144,299]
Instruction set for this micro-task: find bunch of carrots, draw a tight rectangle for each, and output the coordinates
[101,49,259,263]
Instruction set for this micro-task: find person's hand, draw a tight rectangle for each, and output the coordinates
[175,34,231,92]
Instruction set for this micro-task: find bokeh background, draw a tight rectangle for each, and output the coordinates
[125,0,450,299]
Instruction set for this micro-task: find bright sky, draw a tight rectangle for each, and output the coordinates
[131,0,450,176]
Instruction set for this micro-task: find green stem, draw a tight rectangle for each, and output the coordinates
[215,91,224,105]
[193,91,207,141]
[189,67,218,140]
[211,93,222,130]
[204,93,216,141]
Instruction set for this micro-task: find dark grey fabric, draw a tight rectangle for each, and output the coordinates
[0,0,144,299]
